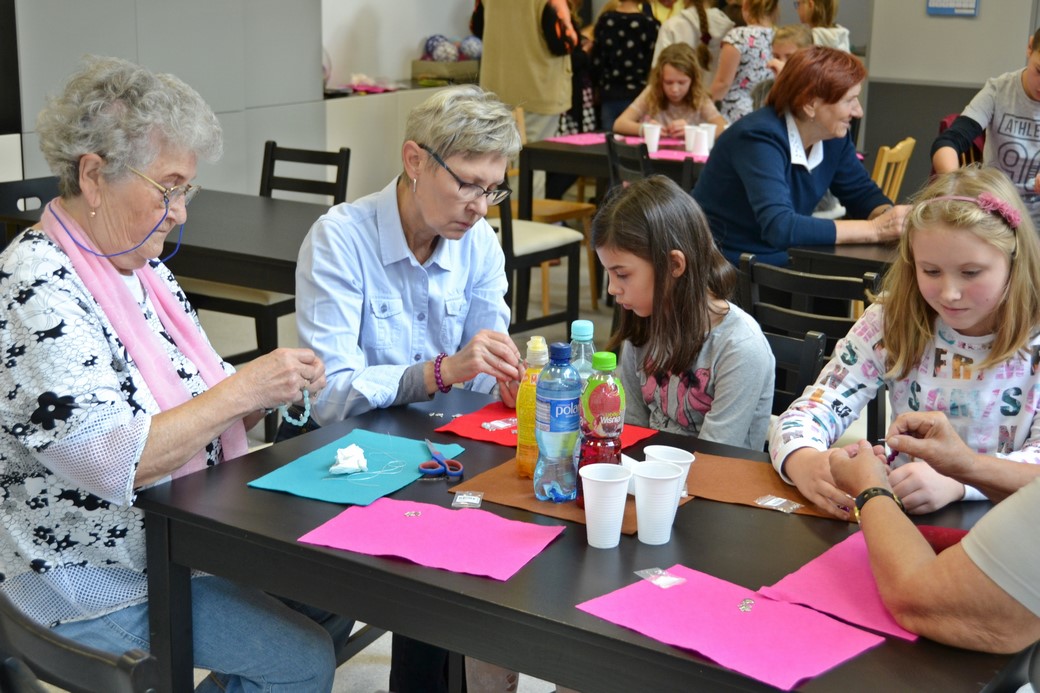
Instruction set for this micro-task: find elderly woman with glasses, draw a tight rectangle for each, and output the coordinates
[0,56,349,691]
[291,84,523,432]
[288,84,523,693]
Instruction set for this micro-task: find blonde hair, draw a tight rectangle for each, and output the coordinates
[744,0,779,24]
[807,0,839,28]
[773,23,813,49]
[647,43,709,116]
[880,166,1040,378]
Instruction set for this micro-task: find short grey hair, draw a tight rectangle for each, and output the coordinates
[404,85,521,163]
[36,55,223,197]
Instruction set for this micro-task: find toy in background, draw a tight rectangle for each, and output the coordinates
[414,34,483,85]
[421,33,483,62]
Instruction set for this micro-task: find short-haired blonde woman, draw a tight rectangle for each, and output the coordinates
[773,166,1040,520]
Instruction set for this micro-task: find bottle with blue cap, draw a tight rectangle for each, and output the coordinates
[533,342,582,502]
[569,319,597,385]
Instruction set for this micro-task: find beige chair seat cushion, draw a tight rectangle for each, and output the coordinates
[177,276,293,306]
[486,218,584,255]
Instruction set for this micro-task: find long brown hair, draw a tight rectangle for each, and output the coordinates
[592,176,736,376]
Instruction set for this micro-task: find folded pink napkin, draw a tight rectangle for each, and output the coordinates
[544,132,607,145]
[577,564,883,690]
[298,497,565,581]
[759,532,917,641]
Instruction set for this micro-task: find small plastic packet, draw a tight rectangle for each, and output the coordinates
[634,567,686,589]
[755,494,803,514]
[481,417,517,431]
[452,491,484,508]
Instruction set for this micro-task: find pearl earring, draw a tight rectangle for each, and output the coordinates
[89,209,97,218]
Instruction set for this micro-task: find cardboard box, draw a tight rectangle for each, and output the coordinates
[411,59,480,83]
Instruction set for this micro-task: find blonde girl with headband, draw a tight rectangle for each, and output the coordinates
[613,42,727,138]
[772,166,1040,519]
[652,0,735,85]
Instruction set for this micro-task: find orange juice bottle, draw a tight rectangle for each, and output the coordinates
[515,336,548,478]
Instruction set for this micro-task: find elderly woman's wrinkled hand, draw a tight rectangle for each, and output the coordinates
[443,330,522,389]
[885,410,976,480]
[829,440,890,500]
[238,348,326,411]
[872,204,910,242]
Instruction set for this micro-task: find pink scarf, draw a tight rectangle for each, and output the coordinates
[42,200,248,478]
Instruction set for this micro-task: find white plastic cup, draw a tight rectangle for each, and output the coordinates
[579,464,633,549]
[641,123,662,153]
[698,123,716,151]
[632,461,683,545]
[684,125,698,152]
[691,128,710,157]
[643,445,695,501]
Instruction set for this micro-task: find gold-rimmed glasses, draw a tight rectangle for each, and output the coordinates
[129,167,201,208]
[418,144,511,206]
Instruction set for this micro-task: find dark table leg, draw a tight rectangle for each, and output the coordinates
[146,514,195,693]
[518,150,534,220]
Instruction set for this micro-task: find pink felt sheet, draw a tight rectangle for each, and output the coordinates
[298,497,565,581]
[577,564,883,691]
[759,531,918,641]
[544,132,608,145]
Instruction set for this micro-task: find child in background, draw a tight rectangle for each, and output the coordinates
[612,43,727,138]
[750,23,813,109]
[796,0,849,51]
[652,0,735,86]
[591,0,660,131]
[711,0,779,122]
[592,176,774,450]
[772,166,1040,519]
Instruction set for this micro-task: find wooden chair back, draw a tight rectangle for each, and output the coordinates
[259,140,350,204]
[870,136,916,201]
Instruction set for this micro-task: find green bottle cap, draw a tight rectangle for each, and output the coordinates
[591,351,616,371]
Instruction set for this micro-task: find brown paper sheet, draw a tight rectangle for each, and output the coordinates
[450,458,693,535]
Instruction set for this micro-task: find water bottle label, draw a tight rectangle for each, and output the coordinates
[535,396,580,432]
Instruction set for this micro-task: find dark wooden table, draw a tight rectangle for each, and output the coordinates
[138,389,1008,693]
[789,243,898,279]
[517,138,701,219]
[0,190,329,295]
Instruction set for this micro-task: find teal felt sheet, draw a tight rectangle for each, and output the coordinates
[248,429,465,505]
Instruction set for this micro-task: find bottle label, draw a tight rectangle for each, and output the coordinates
[581,376,625,438]
[536,396,580,432]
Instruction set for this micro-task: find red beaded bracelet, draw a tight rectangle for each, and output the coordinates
[434,352,452,393]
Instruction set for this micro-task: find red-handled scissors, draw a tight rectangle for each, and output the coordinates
[419,438,464,478]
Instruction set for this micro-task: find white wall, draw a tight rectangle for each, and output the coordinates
[321,0,473,87]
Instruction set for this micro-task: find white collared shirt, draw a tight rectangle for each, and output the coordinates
[785,111,824,172]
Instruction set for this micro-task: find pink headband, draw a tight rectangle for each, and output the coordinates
[924,192,1021,231]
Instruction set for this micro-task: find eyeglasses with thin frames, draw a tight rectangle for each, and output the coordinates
[129,167,201,208]
[418,144,511,206]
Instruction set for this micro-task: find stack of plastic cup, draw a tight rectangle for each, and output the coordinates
[579,464,633,549]
[643,445,695,502]
[632,461,683,545]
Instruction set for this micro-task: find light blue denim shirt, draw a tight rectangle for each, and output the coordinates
[296,177,511,424]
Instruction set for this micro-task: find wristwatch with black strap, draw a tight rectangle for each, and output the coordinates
[853,486,905,522]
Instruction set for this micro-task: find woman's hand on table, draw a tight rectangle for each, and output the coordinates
[441,330,522,390]
[870,204,910,242]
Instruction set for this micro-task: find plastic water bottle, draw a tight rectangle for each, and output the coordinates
[569,319,597,385]
[576,352,626,509]
[534,342,582,502]
[515,336,548,479]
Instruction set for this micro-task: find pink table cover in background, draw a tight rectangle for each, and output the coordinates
[622,135,685,147]
[649,148,708,163]
[759,532,918,641]
[544,132,607,145]
[577,564,883,691]
[298,497,565,581]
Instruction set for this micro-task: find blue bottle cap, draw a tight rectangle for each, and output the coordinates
[549,342,571,362]
[570,319,594,341]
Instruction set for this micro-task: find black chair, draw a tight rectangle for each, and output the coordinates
[0,177,60,245]
[491,192,583,333]
[604,133,653,191]
[179,141,350,442]
[739,252,885,438]
[765,329,827,416]
[0,589,159,693]
[981,639,1040,693]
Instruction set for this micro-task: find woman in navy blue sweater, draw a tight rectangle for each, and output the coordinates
[693,46,908,266]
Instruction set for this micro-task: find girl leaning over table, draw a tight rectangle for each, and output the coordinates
[772,166,1040,520]
[593,175,775,450]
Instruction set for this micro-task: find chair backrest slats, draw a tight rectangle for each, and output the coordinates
[259,140,350,205]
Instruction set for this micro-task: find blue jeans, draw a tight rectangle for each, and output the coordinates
[53,575,349,693]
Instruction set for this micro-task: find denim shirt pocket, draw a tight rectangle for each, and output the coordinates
[368,296,404,351]
[439,294,470,348]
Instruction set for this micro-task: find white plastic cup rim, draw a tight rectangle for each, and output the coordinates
[579,464,633,482]
[632,460,683,480]
[643,446,695,465]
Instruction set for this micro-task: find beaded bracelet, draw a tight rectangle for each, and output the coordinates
[279,388,310,426]
[434,353,452,394]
